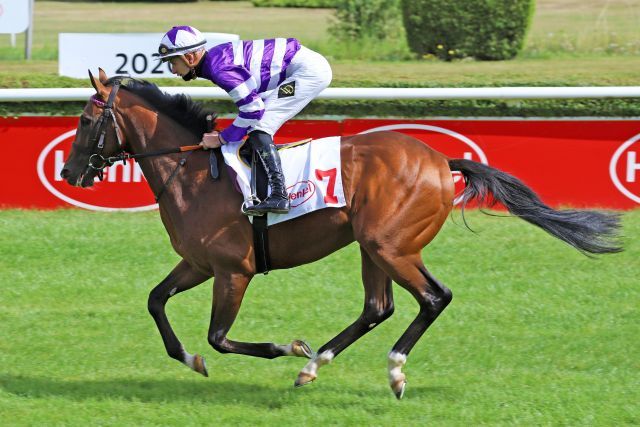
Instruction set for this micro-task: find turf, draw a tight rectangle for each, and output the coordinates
[0,209,638,425]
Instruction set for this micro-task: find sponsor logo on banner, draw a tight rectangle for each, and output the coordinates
[359,124,488,204]
[36,130,158,212]
[610,133,640,204]
[288,180,316,208]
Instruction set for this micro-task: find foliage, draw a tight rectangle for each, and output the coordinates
[40,0,200,2]
[329,0,404,42]
[251,0,338,7]
[401,0,536,60]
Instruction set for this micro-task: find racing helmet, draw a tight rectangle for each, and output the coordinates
[155,26,206,61]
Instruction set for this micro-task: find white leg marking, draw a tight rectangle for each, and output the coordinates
[181,347,196,369]
[388,351,407,384]
[280,343,294,355]
[300,350,334,377]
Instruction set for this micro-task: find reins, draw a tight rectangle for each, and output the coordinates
[86,79,205,203]
[90,144,203,170]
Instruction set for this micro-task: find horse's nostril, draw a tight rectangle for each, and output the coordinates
[60,168,70,179]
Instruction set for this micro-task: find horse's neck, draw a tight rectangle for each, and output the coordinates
[125,111,198,214]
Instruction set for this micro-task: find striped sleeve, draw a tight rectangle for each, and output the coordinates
[214,65,265,143]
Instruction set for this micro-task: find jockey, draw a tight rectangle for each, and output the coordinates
[155,26,332,215]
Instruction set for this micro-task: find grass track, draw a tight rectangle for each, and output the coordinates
[1,209,638,425]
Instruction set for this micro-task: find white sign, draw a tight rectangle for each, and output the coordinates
[59,32,239,78]
[0,0,30,34]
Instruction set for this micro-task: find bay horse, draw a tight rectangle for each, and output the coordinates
[61,70,621,399]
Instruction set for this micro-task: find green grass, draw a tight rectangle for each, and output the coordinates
[1,209,638,425]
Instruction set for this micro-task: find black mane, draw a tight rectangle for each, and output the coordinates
[106,77,212,137]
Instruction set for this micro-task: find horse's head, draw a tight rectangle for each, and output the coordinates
[60,69,127,187]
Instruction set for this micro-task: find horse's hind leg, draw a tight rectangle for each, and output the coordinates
[295,246,394,387]
[147,259,211,376]
[371,252,452,399]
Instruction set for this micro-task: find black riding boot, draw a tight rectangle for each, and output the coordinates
[248,131,290,214]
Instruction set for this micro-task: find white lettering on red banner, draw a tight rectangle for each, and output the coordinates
[36,129,157,212]
[609,133,640,204]
[3,117,639,210]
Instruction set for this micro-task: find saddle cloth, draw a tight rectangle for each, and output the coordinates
[221,136,346,226]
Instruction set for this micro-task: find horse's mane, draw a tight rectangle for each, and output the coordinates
[105,76,212,137]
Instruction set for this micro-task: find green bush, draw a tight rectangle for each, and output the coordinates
[251,0,338,7]
[401,0,535,60]
[330,0,404,41]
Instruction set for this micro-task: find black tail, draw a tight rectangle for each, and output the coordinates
[448,159,622,255]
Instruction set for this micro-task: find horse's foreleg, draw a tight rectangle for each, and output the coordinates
[147,259,211,376]
[295,247,394,387]
[207,272,312,359]
[376,254,452,399]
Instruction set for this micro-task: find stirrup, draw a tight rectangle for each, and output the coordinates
[249,196,290,214]
[241,195,265,217]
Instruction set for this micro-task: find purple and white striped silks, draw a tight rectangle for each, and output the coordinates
[198,38,301,143]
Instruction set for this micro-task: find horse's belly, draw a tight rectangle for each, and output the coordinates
[268,207,353,269]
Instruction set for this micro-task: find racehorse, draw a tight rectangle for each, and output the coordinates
[61,70,621,399]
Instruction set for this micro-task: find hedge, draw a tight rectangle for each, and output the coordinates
[251,0,338,7]
[3,98,640,118]
[401,0,535,60]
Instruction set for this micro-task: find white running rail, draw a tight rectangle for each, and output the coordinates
[1,86,640,102]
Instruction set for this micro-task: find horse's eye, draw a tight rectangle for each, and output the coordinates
[80,116,91,127]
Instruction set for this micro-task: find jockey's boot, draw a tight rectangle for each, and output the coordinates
[248,130,290,214]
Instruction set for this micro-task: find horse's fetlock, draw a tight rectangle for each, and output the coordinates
[166,347,183,361]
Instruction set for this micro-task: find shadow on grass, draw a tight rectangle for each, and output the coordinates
[0,373,458,405]
[0,374,281,406]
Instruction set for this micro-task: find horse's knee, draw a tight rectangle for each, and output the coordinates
[147,288,167,316]
[362,301,395,327]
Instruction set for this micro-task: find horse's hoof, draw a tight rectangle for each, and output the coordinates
[291,340,313,358]
[391,377,406,400]
[294,371,317,387]
[193,354,208,377]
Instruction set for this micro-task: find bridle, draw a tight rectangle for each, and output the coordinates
[81,81,125,181]
[80,78,204,201]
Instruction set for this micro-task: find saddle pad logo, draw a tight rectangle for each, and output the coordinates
[287,180,316,208]
[278,81,296,98]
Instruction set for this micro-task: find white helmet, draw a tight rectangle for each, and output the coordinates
[155,26,206,61]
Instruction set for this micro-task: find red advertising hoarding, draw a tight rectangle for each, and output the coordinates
[1,116,639,210]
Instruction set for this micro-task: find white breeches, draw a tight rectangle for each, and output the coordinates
[251,46,332,136]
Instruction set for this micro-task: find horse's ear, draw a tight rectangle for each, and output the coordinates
[88,69,109,100]
[98,68,109,84]
[88,69,99,92]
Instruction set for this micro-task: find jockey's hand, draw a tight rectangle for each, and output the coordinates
[200,131,225,149]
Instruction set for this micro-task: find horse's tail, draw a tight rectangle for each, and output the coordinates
[448,158,622,255]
